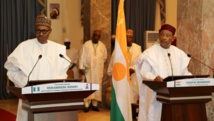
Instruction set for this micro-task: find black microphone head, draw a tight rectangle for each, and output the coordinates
[38,55,42,59]
[187,54,191,57]
[168,53,170,57]
[59,54,63,58]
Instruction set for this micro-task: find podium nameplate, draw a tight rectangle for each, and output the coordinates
[166,78,214,87]
[22,82,99,94]
[175,78,214,87]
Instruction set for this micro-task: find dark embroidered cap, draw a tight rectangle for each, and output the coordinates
[159,24,176,35]
[35,15,51,27]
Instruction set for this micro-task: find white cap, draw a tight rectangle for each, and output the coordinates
[64,38,70,42]
[111,35,116,39]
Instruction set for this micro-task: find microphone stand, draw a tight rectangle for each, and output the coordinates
[59,54,87,82]
[26,55,42,87]
[187,54,214,78]
[168,53,174,81]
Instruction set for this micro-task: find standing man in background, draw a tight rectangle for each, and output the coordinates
[64,38,80,79]
[4,15,70,121]
[79,30,107,112]
[135,24,192,121]
[108,29,142,104]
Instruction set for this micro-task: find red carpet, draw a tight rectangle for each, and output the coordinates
[0,109,16,121]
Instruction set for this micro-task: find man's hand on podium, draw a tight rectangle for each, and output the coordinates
[154,76,163,82]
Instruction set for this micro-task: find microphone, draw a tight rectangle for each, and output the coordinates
[59,54,77,70]
[187,54,214,78]
[26,55,42,87]
[59,54,87,82]
[167,53,174,81]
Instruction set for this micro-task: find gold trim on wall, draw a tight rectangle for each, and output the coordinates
[156,0,166,25]
[37,0,47,15]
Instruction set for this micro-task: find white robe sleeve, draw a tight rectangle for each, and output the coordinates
[7,69,27,88]
[4,42,30,88]
[140,59,156,81]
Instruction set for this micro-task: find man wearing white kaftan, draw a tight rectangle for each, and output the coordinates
[4,15,70,121]
[108,29,142,104]
[79,30,107,112]
[5,38,69,87]
[135,24,191,121]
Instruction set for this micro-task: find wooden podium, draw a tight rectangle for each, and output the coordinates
[143,75,214,121]
[8,79,98,121]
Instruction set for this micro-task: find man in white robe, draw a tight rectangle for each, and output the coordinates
[79,30,107,112]
[108,29,142,104]
[4,15,70,121]
[64,38,80,79]
[135,24,192,121]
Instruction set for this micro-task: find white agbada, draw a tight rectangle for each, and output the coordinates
[66,48,80,79]
[79,40,107,101]
[135,43,191,121]
[4,38,70,121]
[107,43,142,103]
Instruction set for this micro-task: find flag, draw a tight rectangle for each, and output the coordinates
[110,0,132,121]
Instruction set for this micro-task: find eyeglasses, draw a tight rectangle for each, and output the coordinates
[35,29,50,34]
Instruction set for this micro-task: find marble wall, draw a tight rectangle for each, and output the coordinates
[177,0,214,76]
[83,0,112,107]
[178,0,214,120]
